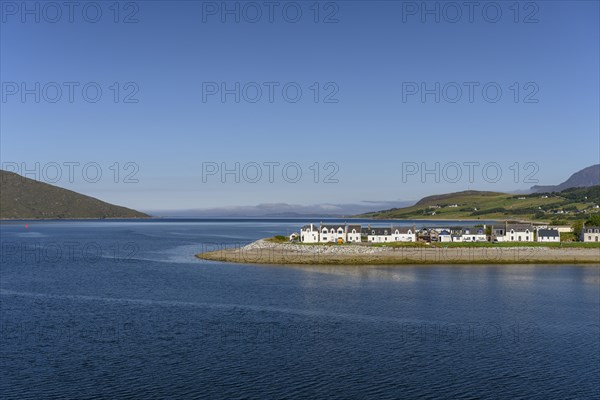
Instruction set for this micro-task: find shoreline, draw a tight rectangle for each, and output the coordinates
[196,239,600,265]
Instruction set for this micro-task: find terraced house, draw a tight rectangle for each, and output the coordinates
[299,223,362,243]
[299,224,416,243]
[365,226,417,243]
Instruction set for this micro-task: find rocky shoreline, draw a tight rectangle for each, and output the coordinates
[196,239,600,265]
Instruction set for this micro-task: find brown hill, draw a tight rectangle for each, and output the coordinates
[0,170,149,219]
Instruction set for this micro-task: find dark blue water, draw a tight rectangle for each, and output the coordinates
[1,220,599,399]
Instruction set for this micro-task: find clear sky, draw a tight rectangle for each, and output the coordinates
[1,0,599,214]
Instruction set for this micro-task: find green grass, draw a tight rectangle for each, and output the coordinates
[356,187,600,222]
[266,235,290,243]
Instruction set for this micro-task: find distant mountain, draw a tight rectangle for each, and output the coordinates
[0,170,149,219]
[531,164,600,193]
[414,190,505,206]
[149,200,415,218]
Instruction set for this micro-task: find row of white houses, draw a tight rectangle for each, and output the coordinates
[295,222,600,244]
[298,223,416,243]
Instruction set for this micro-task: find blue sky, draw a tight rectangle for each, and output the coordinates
[1,1,599,215]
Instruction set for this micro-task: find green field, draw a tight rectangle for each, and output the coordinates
[356,186,600,223]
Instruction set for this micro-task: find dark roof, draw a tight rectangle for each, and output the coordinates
[537,229,559,237]
[347,224,361,231]
[506,223,533,232]
[463,228,485,235]
[320,224,345,230]
[367,228,390,235]
[391,226,414,234]
[301,224,318,230]
[583,226,600,232]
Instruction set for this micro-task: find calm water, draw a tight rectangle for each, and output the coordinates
[1,220,599,399]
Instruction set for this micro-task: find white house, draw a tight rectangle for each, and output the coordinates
[367,227,391,243]
[366,225,416,242]
[536,228,560,242]
[346,224,362,243]
[506,223,534,242]
[390,226,416,242]
[460,227,487,242]
[580,225,600,243]
[492,223,534,242]
[438,229,452,242]
[320,224,347,243]
[300,224,320,243]
[299,223,363,243]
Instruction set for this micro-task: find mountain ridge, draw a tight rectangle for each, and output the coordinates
[0,170,149,219]
[531,164,600,193]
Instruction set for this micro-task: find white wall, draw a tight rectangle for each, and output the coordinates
[506,230,534,242]
[537,235,559,242]
[347,230,361,242]
[301,230,319,243]
[461,234,487,242]
[581,233,600,242]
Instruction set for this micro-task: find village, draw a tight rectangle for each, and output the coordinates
[291,222,600,244]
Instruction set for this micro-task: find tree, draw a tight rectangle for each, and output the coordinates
[572,220,583,235]
[586,213,600,226]
[571,220,584,242]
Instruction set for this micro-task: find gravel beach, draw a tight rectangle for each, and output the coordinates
[196,239,600,265]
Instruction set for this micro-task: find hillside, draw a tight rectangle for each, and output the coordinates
[0,170,150,219]
[531,164,600,193]
[356,186,600,222]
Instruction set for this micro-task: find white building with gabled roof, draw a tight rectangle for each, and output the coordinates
[580,225,600,243]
